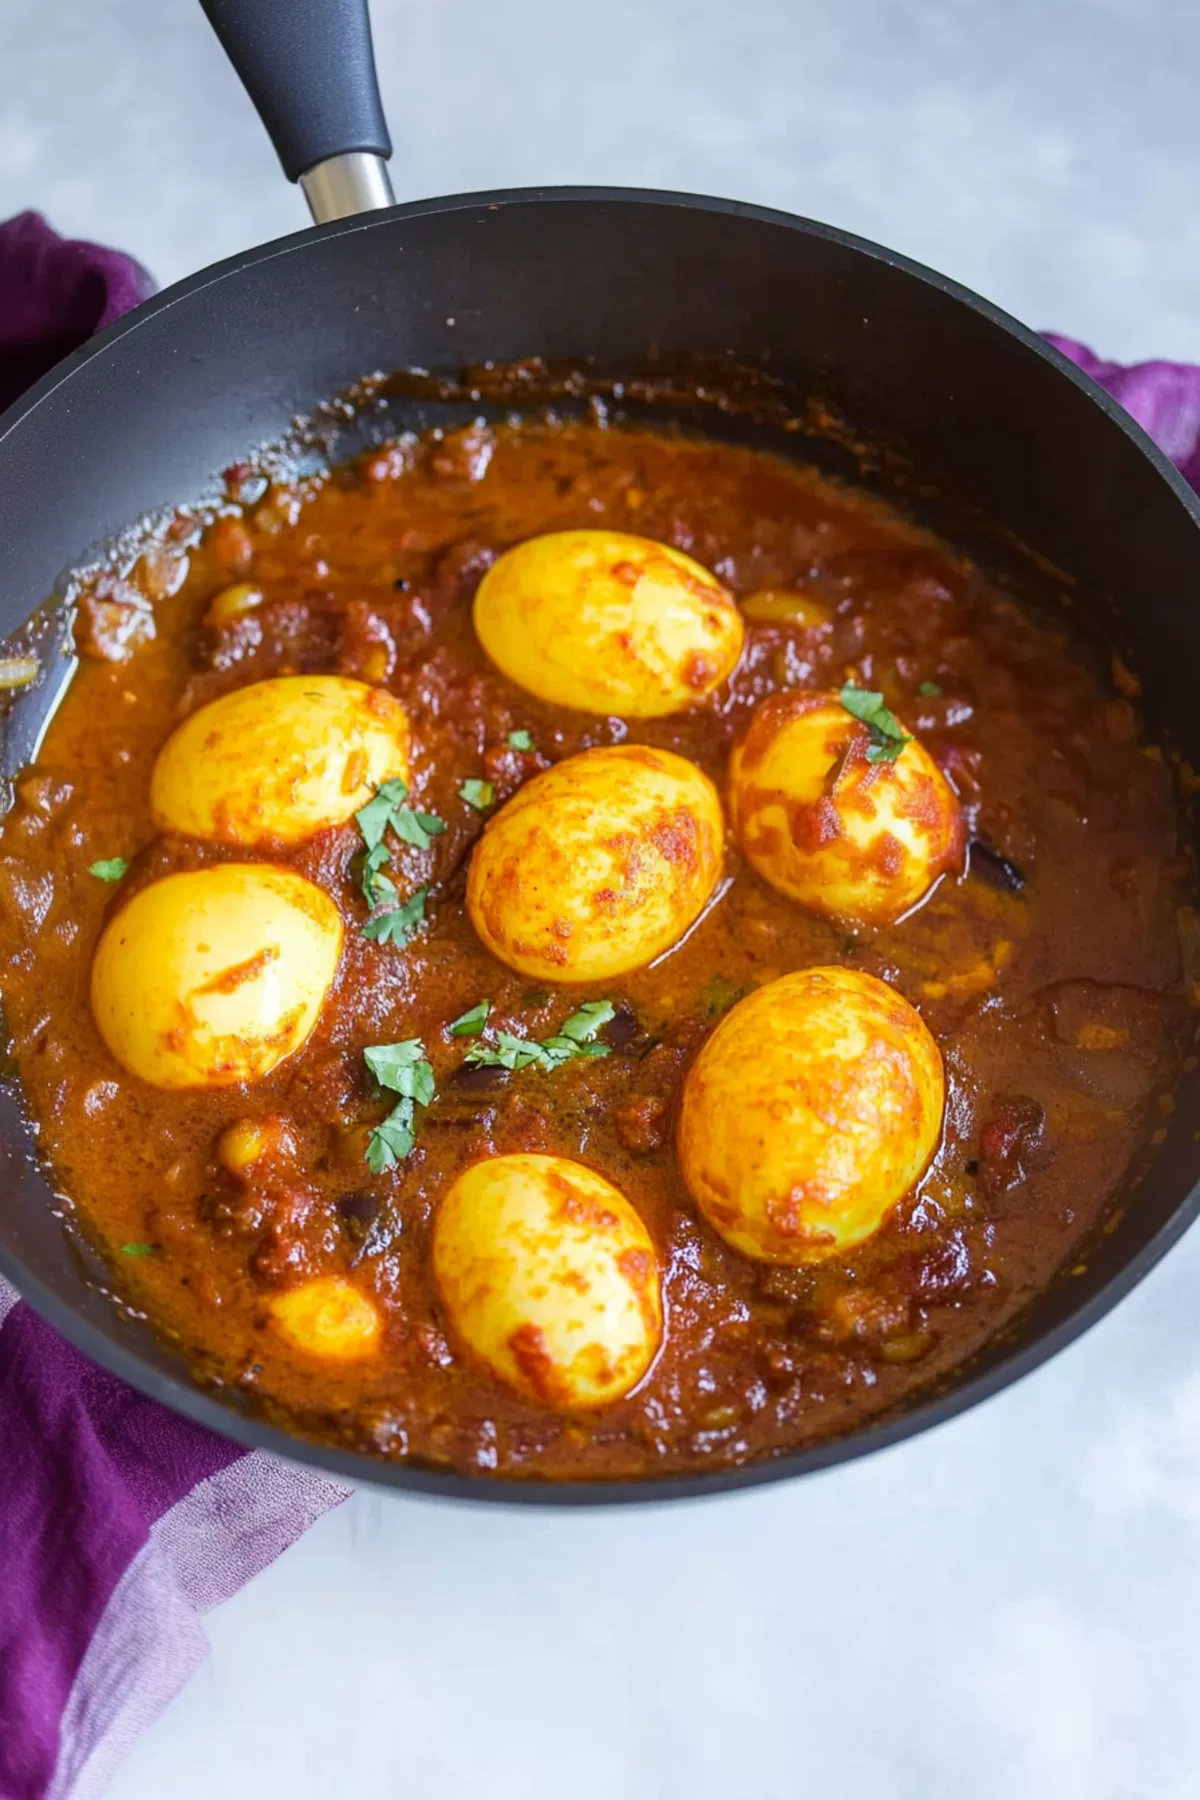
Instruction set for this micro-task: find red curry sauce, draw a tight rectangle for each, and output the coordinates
[0,417,1192,1479]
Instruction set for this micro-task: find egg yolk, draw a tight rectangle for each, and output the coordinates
[677,967,945,1264]
[270,1277,382,1359]
[90,865,343,1089]
[466,744,724,982]
[473,529,744,717]
[728,690,964,926]
[433,1153,662,1409]
[150,674,411,847]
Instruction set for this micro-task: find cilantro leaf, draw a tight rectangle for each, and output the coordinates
[557,1000,615,1043]
[363,1039,435,1171]
[839,683,911,765]
[864,738,908,766]
[361,842,397,909]
[463,1030,542,1071]
[363,885,428,948]
[120,1241,155,1257]
[463,1005,614,1073]
[354,777,446,918]
[918,680,943,698]
[507,729,534,751]
[390,808,446,851]
[364,1039,434,1105]
[355,778,409,851]
[90,858,128,883]
[458,778,495,811]
[447,999,491,1038]
[367,1101,415,1173]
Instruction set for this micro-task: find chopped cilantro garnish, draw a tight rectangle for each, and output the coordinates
[364,1038,435,1173]
[367,1112,415,1173]
[463,1000,615,1072]
[839,682,912,765]
[556,1001,615,1042]
[90,858,128,883]
[446,999,491,1038]
[507,729,534,751]
[355,778,409,851]
[360,841,397,909]
[918,679,943,698]
[465,1029,552,1072]
[458,778,495,812]
[362,885,428,948]
[390,808,446,851]
[355,778,445,853]
[120,1241,155,1257]
[353,777,444,943]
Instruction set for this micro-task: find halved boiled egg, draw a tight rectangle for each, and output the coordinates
[729,690,964,927]
[473,529,744,716]
[270,1276,381,1359]
[466,744,724,982]
[432,1153,661,1409]
[678,967,944,1264]
[90,865,342,1089]
[150,674,411,847]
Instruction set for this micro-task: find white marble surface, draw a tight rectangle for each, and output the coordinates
[4,0,1200,1794]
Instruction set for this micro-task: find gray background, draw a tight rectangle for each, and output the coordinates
[3,1,1200,1796]
[2,0,1200,358]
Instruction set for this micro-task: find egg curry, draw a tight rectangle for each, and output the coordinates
[0,412,1192,1481]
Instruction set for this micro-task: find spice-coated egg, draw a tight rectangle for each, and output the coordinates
[728,690,964,927]
[433,1153,662,1409]
[466,744,724,982]
[90,865,343,1090]
[150,674,411,847]
[270,1277,382,1359]
[473,529,744,717]
[677,968,945,1264]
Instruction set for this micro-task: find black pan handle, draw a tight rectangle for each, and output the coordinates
[199,0,395,221]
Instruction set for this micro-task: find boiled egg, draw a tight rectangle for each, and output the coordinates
[90,865,342,1089]
[150,674,411,847]
[432,1153,661,1409]
[473,529,744,716]
[728,690,963,926]
[678,967,944,1264]
[270,1276,381,1359]
[466,743,724,982]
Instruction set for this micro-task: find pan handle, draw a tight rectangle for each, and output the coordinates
[199,0,395,222]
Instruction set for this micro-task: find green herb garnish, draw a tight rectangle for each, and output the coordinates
[360,842,397,909]
[458,778,495,812]
[839,683,912,764]
[364,1038,435,1173]
[464,1000,615,1072]
[507,729,534,751]
[362,885,428,948]
[354,777,444,940]
[446,1000,491,1038]
[120,1241,155,1257]
[355,778,444,854]
[918,679,943,698]
[90,858,128,883]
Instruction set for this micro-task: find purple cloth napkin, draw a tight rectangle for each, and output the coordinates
[2,213,1200,1800]
[0,214,349,1800]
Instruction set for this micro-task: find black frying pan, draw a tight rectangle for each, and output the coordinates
[2,0,1199,1505]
